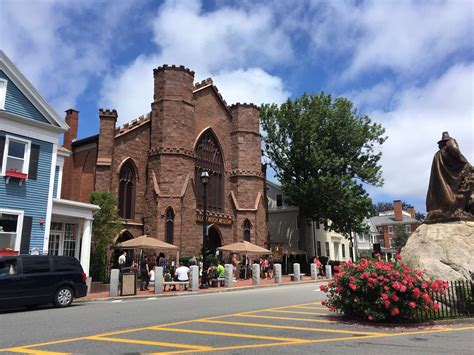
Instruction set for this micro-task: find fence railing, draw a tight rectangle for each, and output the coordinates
[415,280,473,321]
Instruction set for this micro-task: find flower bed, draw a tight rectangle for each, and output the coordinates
[320,254,447,322]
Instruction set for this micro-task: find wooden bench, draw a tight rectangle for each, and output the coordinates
[163,281,189,291]
[288,273,305,281]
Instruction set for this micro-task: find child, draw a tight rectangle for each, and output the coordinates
[164,269,173,291]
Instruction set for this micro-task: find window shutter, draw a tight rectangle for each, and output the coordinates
[20,216,33,254]
[0,136,5,171]
[28,144,40,180]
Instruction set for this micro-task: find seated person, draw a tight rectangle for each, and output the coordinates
[163,269,173,291]
[174,263,190,290]
[0,259,16,277]
[216,262,225,278]
[207,263,218,286]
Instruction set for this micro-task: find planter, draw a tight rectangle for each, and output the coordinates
[5,169,28,186]
[0,250,19,256]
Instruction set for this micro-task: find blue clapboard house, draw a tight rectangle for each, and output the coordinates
[0,51,98,275]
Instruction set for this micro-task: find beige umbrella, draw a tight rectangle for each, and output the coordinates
[218,241,271,254]
[115,235,178,250]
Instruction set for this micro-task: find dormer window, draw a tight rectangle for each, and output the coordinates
[0,79,7,110]
[1,135,31,177]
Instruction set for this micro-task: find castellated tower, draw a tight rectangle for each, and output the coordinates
[145,65,196,247]
[229,104,268,246]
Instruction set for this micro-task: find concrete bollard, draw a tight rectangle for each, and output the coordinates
[310,263,318,280]
[109,269,120,297]
[189,265,199,292]
[325,265,332,279]
[224,264,233,287]
[154,266,163,294]
[293,263,300,282]
[274,263,282,284]
[86,277,92,295]
[252,263,260,285]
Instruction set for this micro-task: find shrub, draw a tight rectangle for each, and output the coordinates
[179,256,191,265]
[320,254,447,322]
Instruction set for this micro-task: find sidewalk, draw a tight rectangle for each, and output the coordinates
[79,275,328,302]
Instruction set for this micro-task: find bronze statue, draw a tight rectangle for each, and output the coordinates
[426,132,473,222]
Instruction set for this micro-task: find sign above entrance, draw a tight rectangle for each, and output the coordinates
[196,214,233,225]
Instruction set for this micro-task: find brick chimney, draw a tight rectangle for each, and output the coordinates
[407,206,416,219]
[95,108,117,192]
[393,200,403,221]
[63,109,79,150]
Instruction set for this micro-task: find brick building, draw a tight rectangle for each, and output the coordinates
[61,65,268,256]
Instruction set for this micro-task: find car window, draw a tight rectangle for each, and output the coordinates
[22,256,50,274]
[0,258,17,277]
[54,257,80,272]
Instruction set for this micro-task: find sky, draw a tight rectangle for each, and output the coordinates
[1,0,473,214]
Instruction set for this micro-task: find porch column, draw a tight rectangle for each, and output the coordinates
[80,218,93,276]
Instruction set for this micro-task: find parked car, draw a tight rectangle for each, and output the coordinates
[0,255,87,308]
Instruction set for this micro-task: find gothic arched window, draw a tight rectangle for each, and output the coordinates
[165,207,174,245]
[243,219,251,242]
[118,161,136,219]
[195,129,224,211]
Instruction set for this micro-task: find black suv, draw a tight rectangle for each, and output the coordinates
[0,255,88,308]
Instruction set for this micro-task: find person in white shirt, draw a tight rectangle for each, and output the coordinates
[174,263,190,290]
[118,251,127,271]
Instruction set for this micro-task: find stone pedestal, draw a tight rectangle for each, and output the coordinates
[325,265,332,279]
[189,265,199,291]
[154,266,163,294]
[274,263,282,284]
[224,264,233,287]
[252,263,260,285]
[402,221,474,281]
[310,263,318,280]
[109,269,120,297]
[293,263,300,281]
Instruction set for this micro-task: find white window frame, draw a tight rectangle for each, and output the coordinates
[357,233,364,243]
[1,135,31,176]
[276,194,283,207]
[388,225,394,234]
[49,221,79,259]
[0,208,24,252]
[0,78,7,110]
[405,225,411,233]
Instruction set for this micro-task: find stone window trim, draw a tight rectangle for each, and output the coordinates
[405,225,411,233]
[0,208,24,252]
[1,135,31,176]
[0,78,7,110]
[118,160,136,220]
[388,225,394,234]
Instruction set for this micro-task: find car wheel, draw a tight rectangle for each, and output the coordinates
[54,286,74,308]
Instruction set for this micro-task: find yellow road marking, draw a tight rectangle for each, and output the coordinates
[261,309,329,316]
[149,326,305,342]
[199,319,385,336]
[88,336,213,350]
[286,305,328,310]
[237,314,336,323]
[7,349,67,355]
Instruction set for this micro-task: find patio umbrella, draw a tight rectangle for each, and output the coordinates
[218,241,271,280]
[115,235,178,250]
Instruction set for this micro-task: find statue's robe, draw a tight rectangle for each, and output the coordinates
[426,138,470,217]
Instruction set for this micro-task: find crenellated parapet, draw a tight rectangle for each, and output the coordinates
[115,112,151,137]
[98,108,118,119]
[153,64,195,77]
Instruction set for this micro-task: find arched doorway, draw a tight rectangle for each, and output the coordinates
[207,225,222,256]
[113,230,134,268]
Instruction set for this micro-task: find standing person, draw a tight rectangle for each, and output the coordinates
[314,256,322,278]
[140,254,150,291]
[231,254,239,281]
[118,251,127,272]
[188,255,197,267]
[268,256,274,279]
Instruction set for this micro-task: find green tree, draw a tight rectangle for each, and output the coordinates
[89,191,123,282]
[261,92,386,236]
[392,225,408,251]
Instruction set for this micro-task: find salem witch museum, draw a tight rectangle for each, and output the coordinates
[61,65,268,255]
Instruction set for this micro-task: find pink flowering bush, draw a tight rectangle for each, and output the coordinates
[320,254,447,322]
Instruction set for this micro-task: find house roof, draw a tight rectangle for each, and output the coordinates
[370,214,420,226]
[0,50,68,132]
[71,134,99,148]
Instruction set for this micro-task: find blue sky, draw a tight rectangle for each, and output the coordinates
[1,0,473,213]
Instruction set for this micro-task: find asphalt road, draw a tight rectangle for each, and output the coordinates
[0,283,473,354]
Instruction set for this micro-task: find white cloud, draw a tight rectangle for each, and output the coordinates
[343,82,395,110]
[100,0,292,124]
[369,63,474,211]
[0,0,134,112]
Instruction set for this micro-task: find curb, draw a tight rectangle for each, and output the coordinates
[77,279,328,303]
